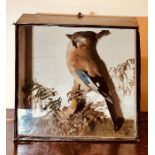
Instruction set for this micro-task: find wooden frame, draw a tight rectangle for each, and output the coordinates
[14,13,140,142]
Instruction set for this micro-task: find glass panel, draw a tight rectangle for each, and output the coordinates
[17,26,138,140]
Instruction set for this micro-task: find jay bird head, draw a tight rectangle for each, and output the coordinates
[66,30,110,49]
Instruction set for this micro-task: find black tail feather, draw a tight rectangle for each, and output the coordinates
[105,99,119,131]
[88,74,124,131]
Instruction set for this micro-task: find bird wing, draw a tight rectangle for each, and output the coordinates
[75,69,119,131]
[75,69,112,103]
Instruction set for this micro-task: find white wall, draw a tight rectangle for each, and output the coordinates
[6,0,148,108]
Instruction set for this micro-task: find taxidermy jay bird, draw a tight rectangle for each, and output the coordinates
[66,30,123,131]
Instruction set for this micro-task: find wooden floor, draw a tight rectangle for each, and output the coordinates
[6,109,148,155]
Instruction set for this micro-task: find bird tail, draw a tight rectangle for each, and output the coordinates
[99,91,119,131]
[105,99,119,131]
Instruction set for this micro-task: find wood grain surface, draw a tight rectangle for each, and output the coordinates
[137,17,148,112]
[15,14,138,28]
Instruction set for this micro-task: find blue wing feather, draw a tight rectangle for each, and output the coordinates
[75,69,113,103]
[75,70,90,85]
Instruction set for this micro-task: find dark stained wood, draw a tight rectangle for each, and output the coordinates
[16,25,26,109]
[6,109,147,155]
[15,14,138,28]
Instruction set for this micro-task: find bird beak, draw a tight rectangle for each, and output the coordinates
[66,34,77,48]
[66,34,72,39]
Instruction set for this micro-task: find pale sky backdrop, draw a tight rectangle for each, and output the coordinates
[31,26,137,119]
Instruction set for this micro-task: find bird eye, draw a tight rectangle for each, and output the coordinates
[72,40,77,48]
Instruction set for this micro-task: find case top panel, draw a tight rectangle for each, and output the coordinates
[15,13,138,28]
